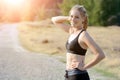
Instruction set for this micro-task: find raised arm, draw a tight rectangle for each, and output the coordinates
[82,31,105,70]
[51,16,71,33]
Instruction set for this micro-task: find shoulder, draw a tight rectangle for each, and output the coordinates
[78,30,89,42]
[80,30,94,43]
[80,30,90,38]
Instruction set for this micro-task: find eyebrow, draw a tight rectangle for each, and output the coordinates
[70,15,80,17]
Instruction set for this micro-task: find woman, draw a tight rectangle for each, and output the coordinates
[51,5,105,80]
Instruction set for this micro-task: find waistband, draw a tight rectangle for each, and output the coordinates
[65,68,87,76]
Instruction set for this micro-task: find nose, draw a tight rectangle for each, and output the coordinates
[71,17,75,22]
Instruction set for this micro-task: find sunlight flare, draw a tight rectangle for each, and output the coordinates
[4,0,24,6]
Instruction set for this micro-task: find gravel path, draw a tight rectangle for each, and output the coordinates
[0,24,116,80]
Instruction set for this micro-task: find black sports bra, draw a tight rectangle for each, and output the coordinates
[66,30,87,55]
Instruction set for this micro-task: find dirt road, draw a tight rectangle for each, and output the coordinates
[0,24,115,80]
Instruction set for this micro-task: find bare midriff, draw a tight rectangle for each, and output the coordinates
[66,52,85,70]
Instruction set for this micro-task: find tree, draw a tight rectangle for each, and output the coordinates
[59,0,100,26]
[99,0,120,26]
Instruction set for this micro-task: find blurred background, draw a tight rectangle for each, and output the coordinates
[0,0,62,22]
[0,0,120,26]
[0,0,120,80]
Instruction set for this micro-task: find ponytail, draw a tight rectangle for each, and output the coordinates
[83,16,88,30]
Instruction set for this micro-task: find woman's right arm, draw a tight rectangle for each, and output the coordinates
[51,16,70,33]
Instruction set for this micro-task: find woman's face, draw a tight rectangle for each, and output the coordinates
[69,9,83,28]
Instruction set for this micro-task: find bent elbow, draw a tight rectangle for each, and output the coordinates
[51,17,56,24]
[99,53,105,60]
[102,55,105,60]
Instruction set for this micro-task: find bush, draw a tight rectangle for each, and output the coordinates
[59,0,100,26]
[99,0,120,26]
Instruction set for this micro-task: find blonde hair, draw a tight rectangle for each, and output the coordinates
[70,5,88,30]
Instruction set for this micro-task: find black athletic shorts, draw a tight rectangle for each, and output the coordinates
[65,68,90,80]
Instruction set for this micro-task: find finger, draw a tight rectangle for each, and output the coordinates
[71,64,76,68]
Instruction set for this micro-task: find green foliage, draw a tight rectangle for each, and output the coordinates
[59,0,120,26]
[99,0,120,26]
[59,0,86,15]
[59,0,100,25]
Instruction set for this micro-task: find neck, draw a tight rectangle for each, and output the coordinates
[72,26,83,32]
[70,27,83,34]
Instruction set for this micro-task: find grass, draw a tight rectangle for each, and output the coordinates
[18,19,120,79]
[94,68,119,79]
